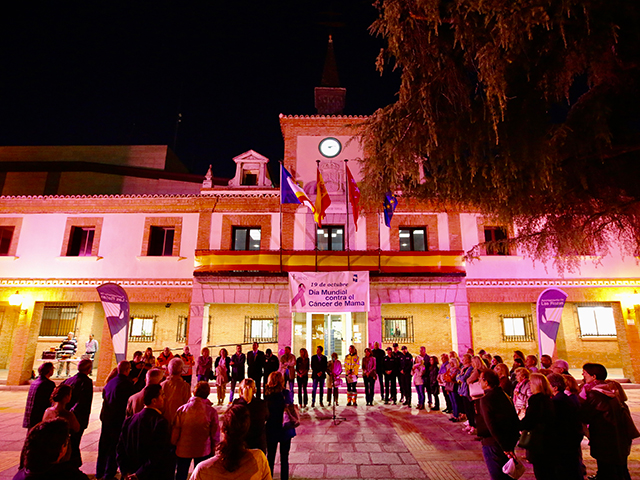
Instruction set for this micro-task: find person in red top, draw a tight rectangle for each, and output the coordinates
[156,347,174,372]
[181,346,195,385]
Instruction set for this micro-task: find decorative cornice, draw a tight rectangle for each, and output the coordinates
[200,190,279,198]
[278,114,368,119]
[0,278,193,287]
[0,193,200,200]
[467,278,640,288]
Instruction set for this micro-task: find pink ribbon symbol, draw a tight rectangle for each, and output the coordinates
[291,284,306,307]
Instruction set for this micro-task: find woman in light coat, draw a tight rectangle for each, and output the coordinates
[326,352,342,406]
[412,355,426,410]
[172,381,220,480]
[215,348,231,405]
[344,345,360,406]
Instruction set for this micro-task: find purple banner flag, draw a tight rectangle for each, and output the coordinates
[97,283,130,364]
[536,288,568,358]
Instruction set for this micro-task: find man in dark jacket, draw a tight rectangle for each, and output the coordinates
[63,359,94,466]
[263,348,279,386]
[96,360,134,480]
[477,369,520,480]
[117,384,173,480]
[23,362,55,429]
[247,342,265,399]
[311,345,327,407]
[371,342,386,401]
[383,347,399,404]
[229,344,246,402]
[399,346,413,406]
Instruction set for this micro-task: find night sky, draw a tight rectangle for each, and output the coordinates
[0,1,399,179]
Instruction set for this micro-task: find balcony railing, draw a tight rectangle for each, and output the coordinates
[194,249,465,275]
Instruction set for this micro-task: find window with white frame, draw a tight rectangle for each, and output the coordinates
[130,316,156,342]
[501,314,535,342]
[244,316,277,343]
[147,226,175,256]
[176,315,188,342]
[577,305,617,337]
[67,226,95,256]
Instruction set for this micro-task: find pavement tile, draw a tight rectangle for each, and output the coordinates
[381,443,409,453]
[325,464,358,478]
[309,452,332,464]
[369,452,403,465]
[359,464,392,478]
[293,464,325,479]
[339,452,370,464]
[327,443,354,452]
[399,452,418,464]
[355,442,382,452]
[288,452,310,463]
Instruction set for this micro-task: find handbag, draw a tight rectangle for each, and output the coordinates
[469,381,484,398]
[283,403,300,429]
[502,456,526,479]
[517,430,532,449]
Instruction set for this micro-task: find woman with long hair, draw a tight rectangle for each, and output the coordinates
[142,347,156,369]
[296,348,309,407]
[41,384,81,464]
[326,352,342,406]
[344,345,359,406]
[215,348,231,406]
[361,347,377,406]
[412,355,426,409]
[190,403,271,480]
[264,371,294,480]
[445,357,461,422]
[427,355,440,411]
[519,373,557,479]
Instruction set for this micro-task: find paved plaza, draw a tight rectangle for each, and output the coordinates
[0,387,639,480]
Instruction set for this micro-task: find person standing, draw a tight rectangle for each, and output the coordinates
[327,352,342,406]
[265,372,294,480]
[362,348,377,406]
[279,346,296,393]
[116,384,174,480]
[57,331,77,377]
[142,347,156,369]
[412,355,426,410]
[344,345,360,406]
[383,347,399,404]
[427,356,441,411]
[126,368,164,418]
[263,349,279,389]
[172,382,220,480]
[96,360,134,480]
[247,342,265,399]
[215,348,231,406]
[156,346,174,372]
[85,333,98,361]
[399,346,413,407]
[310,345,327,408]
[180,346,195,386]
[129,350,148,393]
[196,347,213,383]
[232,378,268,454]
[392,343,403,402]
[371,342,386,402]
[296,348,309,407]
[63,359,93,466]
[23,362,55,430]
[476,369,520,480]
[161,357,190,426]
[229,344,246,403]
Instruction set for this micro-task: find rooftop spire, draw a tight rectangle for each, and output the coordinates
[315,35,346,115]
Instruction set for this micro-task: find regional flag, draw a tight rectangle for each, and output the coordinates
[383,191,398,227]
[281,164,315,213]
[315,167,332,227]
[346,165,360,231]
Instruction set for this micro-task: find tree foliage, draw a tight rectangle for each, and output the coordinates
[359,0,640,270]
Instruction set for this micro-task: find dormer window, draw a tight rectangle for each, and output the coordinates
[242,169,258,186]
[227,150,271,188]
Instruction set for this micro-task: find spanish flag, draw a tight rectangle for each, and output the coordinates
[315,167,331,227]
[281,164,315,213]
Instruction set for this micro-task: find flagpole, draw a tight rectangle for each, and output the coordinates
[378,212,382,273]
[315,160,319,273]
[344,159,351,271]
[279,160,283,273]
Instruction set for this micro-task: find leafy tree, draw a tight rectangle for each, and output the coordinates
[359,0,640,270]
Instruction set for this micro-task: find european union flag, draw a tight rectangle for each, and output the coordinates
[383,191,398,227]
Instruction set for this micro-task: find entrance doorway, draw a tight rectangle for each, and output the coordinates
[292,311,366,358]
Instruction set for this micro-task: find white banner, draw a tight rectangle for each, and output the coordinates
[289,271,369,312]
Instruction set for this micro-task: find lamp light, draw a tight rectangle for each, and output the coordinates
[8,291,23,307]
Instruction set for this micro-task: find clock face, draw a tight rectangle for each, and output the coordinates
[318,137,342,158]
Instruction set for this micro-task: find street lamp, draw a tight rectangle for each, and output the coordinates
[8,291,27,314]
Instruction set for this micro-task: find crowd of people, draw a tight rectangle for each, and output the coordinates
[16,341,640,480]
